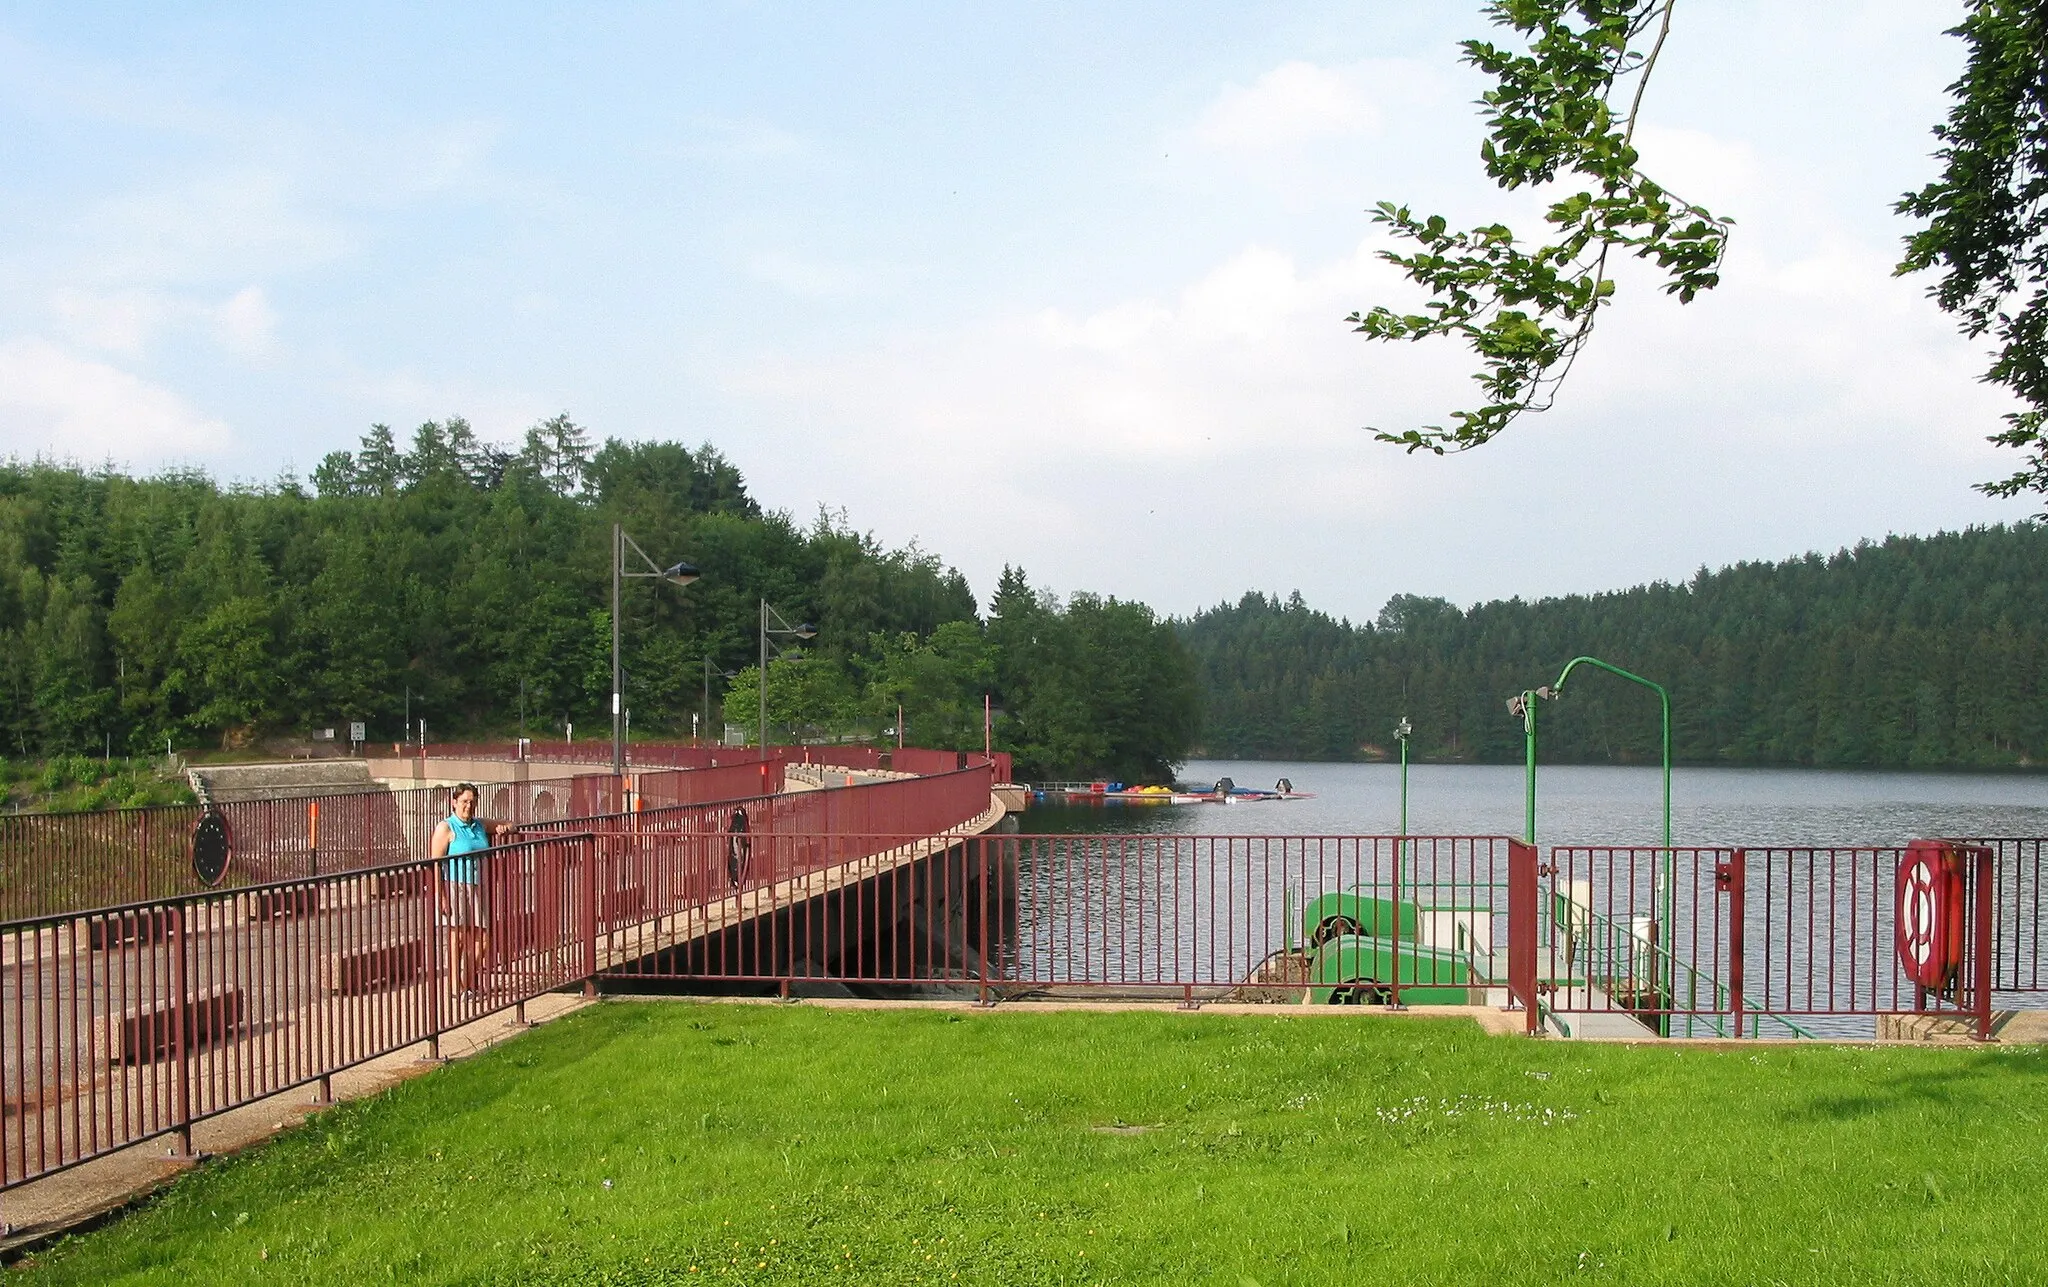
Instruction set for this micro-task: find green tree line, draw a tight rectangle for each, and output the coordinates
[0,419,1196,783]
[1182,525,2048,768]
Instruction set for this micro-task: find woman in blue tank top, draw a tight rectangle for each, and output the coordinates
[431,783,512,994]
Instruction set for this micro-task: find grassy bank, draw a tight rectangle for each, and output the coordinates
[0,756,194,814]
[13,1004,2044,1285]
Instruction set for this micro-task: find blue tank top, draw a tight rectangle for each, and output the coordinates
[443,814,489,884]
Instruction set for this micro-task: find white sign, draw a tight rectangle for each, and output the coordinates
[349,721,367,743]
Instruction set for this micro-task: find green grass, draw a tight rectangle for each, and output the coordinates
[13,1004,2046,1285]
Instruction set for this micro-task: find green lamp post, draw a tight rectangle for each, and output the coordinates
[1394,715,1414,839]
[1516,656,1675,1031]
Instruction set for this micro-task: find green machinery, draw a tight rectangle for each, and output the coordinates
[1300,892,1492,1005]
[1308,934,1477,1005]
[1302,891,1416,945]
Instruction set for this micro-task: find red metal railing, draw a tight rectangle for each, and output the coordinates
[0,766,999,1191]
[405,742,780,769]
[8,819,2041,1195]
[406,740,1013,783]
[0,778,614,924]
[1531,843,2011,1039]
[526,766,995,861]
[602,832,1516,1002]
[0,769,772,925]
[634,761,784,808]
[0,833,599,1189]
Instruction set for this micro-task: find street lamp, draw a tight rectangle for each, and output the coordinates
[702,657,737,747]
[758,599,817,748]
[1517,655,1674,1030]
[1394,716,1413,836]
[612,523,699,775]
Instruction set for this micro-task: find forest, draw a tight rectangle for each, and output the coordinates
[0,419,1196,783]
[1181,524,2048,768]
[11,417,2046,778]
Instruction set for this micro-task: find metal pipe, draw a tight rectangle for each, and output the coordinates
[611,522,624,775]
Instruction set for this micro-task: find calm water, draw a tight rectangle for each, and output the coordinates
[1021,760,2048,847]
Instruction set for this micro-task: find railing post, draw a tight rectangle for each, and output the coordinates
[1387,836,1404,1010]
[582,835,599,996]
[976,839,992,1007]
[1728,849,1747,1039]
[1508,840,1538,1035]
[170,900,193,1157]
[1975,845,1995,1042]
[425,863,444,1062]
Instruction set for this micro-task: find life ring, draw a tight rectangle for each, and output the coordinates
[1895,840,1967,992]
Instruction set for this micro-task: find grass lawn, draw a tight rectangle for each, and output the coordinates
[12,1002,2045,1285]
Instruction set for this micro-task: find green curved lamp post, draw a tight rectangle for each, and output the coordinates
[1513,655,1674,1032]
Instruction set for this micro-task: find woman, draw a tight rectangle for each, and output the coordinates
[430,783,513,995]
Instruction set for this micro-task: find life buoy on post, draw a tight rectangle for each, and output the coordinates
[1895,839,1968,994]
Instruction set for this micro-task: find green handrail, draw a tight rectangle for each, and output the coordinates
[1560,891,1814,1039]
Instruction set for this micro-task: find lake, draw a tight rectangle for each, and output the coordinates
[1019,759,2048,847]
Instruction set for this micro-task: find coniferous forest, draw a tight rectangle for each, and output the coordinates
[1182,525,2048,768]
[7,417,2048,778]
[0,419,1195,783]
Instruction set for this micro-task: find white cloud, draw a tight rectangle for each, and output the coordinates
[1190,61,1381,151]
[705,200,2022,621]
[52,288,164,356]
[1628,123,1762,212]
[211,286,278,359]
[0,338,231,462]
[69,171,352,287]
[50,285,280,361]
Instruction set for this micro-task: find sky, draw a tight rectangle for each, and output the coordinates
[0,2,2028,624]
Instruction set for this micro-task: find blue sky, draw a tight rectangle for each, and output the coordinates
[0,2,2025,622]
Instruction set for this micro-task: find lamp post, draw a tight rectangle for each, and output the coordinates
[1519,655,1675,1031]
[757,599,817,748]
[703,657,736,747]
[1394,715,1413,837]
[611,523,699,775]
[1548,654,1670,856]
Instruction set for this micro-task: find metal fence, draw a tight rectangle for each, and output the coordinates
[1531,842,2022,1040]
[0,833,598,1189]
[7,818,2041,1196]
[607,832,2041,1043]
[606,832,1522,1004]
[0,765,784,925]
[0,765,1000,1191]
[402,741,1014,784]
[402,742,778,769]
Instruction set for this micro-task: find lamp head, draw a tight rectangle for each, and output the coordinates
[793,623,818,640]
[662,560,700,587]
[1505,694,1526,718]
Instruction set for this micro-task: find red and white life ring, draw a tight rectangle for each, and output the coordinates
[1895,840,1967,991]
